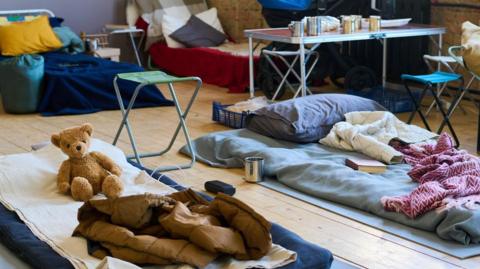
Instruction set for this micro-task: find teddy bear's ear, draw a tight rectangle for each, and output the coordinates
[81,123,93,137]
[51,134,61,148]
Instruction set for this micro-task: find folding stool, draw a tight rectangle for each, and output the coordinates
[112,71,201,172]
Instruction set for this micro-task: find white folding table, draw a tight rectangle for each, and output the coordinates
[245,24,446,99]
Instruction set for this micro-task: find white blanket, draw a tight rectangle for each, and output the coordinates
[320,111,438,164]
[0,139,295,269]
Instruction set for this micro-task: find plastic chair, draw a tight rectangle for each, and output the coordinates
[402,71,464,146]
[112,71,202,172]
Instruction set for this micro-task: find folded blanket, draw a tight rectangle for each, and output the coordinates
[320,111,438,164]
[382,133,480,218]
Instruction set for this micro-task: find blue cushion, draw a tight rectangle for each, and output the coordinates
[246,94,386,143]
[49,17,64,28]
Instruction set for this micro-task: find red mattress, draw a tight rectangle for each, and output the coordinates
[149,42,259,93]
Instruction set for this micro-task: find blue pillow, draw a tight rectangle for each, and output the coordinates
[246,94,386,143]
[49,17,64,28]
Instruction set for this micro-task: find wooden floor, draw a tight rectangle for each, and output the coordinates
[0,82,479,269]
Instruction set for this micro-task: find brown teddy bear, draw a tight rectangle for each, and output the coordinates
[51,123,124,201]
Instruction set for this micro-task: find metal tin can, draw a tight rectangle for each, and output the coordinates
[244,157,264,183]
[369,16,381,31]
[306,16,322,36]
[288,21,304,37]
[85,38,99,52]
[342,17,355,34]
[352,15,362,31]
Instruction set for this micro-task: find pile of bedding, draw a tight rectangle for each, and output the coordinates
[183,129,480,245]
[0,15,173,115]
[0,138,333,269]
[187,94,480,246]
[129,0,262,93]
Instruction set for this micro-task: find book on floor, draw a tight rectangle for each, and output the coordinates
[345,157,387,173]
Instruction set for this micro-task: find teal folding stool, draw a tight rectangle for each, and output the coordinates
[112,71,202,172]
[402,71,464,147]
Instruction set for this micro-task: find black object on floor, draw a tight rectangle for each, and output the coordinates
[204,180,236,196]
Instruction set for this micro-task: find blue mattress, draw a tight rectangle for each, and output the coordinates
[0,52,173,116]
[0,163,333,269]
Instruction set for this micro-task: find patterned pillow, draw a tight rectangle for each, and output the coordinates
[0,15,38,25]
[130,0,208,46]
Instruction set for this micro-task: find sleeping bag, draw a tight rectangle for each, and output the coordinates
[0,54,44,113]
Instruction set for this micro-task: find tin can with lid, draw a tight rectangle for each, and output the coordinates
[342,17,355,34]
[369,16,381,31]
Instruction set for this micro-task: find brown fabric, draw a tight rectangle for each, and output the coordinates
[462,21,480,75]
[73,190,272,268]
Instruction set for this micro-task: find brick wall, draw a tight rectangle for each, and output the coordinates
[431,1,480,53]
[207,0,266,42]
[431,1,480,88]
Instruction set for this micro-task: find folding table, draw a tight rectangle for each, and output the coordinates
[245,24,446,99]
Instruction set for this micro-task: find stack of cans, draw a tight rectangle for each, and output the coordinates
[341,15,382,34]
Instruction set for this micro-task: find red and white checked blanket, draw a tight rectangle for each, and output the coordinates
[381,133,480,218]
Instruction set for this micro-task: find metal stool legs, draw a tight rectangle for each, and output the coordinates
[263,49,319,101]
[404,78,464,147]
[112,76,201,172]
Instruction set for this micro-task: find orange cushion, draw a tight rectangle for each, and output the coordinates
[0,16,63,56]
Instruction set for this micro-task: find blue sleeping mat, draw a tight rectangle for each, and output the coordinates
[38,53,173,116]
[0,52,173,116]
[0,163,333,269]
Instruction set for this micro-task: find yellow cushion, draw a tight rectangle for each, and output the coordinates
[0,16,63,56]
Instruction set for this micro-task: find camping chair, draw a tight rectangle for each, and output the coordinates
[449,45,480,151]
[423,53,479,117]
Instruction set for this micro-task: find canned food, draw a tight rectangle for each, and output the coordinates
[352,15,362,31]
[342,17,355,34]
[369,16,381,31]
[306,16,322,36]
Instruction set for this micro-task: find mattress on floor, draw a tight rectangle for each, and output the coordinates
[149,42,261,93]
[0,149,333,269]
[0,52,173,116]
[181,129,480,246]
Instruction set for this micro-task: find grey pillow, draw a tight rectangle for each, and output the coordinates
[246,94,386,143]
[169,15,227,48]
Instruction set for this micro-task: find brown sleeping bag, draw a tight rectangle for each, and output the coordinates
[73,189,272,268]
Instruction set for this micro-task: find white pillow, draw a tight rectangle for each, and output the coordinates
[162,7,225,48]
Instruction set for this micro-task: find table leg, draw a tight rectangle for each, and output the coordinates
[382,38,387,87]
[438,33,443,71]
[129,32,142,67]
[248,35,255,99]
[299,41,307,97]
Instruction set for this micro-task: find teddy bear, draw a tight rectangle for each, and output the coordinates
[51,123,124,201]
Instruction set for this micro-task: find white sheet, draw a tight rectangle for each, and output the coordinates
[0,139,295,269]
[320,111,438,164]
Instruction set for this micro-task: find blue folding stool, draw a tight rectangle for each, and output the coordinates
[402,71,464,146]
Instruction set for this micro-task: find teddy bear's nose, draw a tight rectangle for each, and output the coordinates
[76,145,82,151]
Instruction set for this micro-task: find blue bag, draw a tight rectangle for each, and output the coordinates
[0,54,44,113]
[257,0,314,11]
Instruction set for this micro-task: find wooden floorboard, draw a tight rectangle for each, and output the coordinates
[0,82,478,269]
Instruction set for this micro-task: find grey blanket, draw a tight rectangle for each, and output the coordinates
[181,129,480,245]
